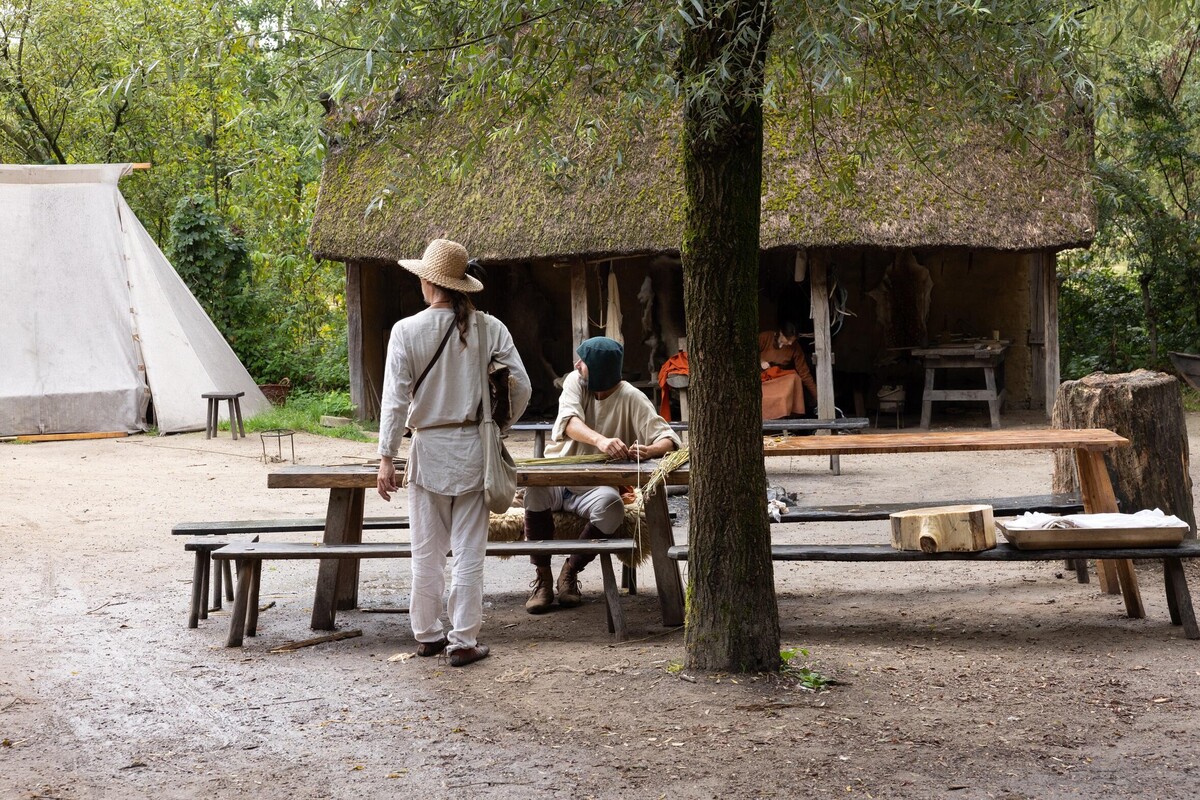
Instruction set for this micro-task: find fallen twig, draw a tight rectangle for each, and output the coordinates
[85,600,127,615]
[269,629,362,653]
[361,607,410,614]
[611,625,684,645]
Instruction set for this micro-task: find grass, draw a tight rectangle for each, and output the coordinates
[1183,386,1200,413]
[218,389,374,442]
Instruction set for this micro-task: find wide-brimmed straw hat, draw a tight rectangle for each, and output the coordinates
[398,239,483,293]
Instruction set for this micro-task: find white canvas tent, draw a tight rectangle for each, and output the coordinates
[0,164,270,435]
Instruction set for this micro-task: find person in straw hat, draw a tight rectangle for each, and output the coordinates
[377,239,530,667]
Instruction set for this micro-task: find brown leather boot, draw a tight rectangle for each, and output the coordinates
[556,560,583,608]
[525,565,555,614]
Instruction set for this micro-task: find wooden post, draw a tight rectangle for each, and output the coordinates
[571,261,589,350]
[1044,251,1060,416]
[346,262,366,421]
[808,252,839,473]
[1027,252,1047,412]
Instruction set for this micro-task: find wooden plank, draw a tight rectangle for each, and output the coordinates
[173,517,410,535]
[510,417,870,435]
[269,629,363,653]
[762,429,1128,457]
[667,541,1200,562]
[779,494,1084,523]
[213,539,638,560]
[12,431,128,443]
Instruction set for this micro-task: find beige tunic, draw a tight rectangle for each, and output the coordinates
[548,372,681,462]
[378,309,531,495]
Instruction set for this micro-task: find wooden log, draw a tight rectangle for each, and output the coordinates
[1052,370,1196,535]
[889,504,996,553]
[269,629,363,653]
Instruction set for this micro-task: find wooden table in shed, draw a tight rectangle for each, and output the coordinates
[913,340,1009,429]
[267,461,689,630]
[761,428,1147,618]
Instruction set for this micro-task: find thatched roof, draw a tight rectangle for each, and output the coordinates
[310,93,1095,264]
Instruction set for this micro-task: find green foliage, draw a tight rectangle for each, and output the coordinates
[1057,259,1152,378]
[779,647,830,691]
[239,389,370,442]
[168,195,253,336]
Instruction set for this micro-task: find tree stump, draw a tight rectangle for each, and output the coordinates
[890,504,996,553]
[1052,370,1196,536]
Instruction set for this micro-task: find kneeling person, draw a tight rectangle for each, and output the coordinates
[524,337,681,613]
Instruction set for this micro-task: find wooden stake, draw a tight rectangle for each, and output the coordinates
[14,431,128,443]
[269,629,363,653]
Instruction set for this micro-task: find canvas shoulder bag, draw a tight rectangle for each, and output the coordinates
[476,312,518,513]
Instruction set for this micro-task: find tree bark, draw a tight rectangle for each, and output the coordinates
[1052,370,1196,535]
[680,0,780,672]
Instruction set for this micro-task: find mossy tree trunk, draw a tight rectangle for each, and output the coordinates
[680,0,781,672]
[1052,370,1196,534]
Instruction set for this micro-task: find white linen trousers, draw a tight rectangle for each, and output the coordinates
[407,483,489,652]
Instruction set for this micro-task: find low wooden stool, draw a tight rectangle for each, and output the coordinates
[203,391,246,440]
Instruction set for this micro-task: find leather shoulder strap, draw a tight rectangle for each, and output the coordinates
[412,322,455,398]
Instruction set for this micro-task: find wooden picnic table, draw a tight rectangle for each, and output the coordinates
[760,427,1145,617]
[267,461,689,630]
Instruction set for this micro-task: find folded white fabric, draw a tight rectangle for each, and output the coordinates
[1005,508,1187,530]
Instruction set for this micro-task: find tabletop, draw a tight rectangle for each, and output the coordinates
[267,460,692,490]
[762,428,1128,457]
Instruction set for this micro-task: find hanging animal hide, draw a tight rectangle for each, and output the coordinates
[867,251,933,351]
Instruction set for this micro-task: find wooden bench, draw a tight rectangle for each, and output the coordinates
[667,541,1200,639]
[174,517,412,627]
[777,493,1084,523]
[512,416,869,474]
[212,539,637,647]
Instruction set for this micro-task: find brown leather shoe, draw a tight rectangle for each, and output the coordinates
[525,566,555,614]
[415,638,448,657]
[449,643,490,667]
[556,561,583,608]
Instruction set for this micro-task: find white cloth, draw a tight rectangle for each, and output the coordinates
[378,308,531,495]
[547,372,681,458]
[1005,508,1187,530]
[407,484,489,652]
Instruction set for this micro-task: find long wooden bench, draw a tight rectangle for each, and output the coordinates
[212,539,637,647]
[174,517,413,626]
[667,541,1200,639]
[778,493,1084,523]
[512,417,869,474]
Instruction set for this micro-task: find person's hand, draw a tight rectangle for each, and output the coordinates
[596,436,629,459]
[377,459,398,501]
[628,442,657,460]
[760,360,769,370]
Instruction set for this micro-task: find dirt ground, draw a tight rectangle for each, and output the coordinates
[3,411,1200,799]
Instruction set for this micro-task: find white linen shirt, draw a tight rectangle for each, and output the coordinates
[378,309,531,495]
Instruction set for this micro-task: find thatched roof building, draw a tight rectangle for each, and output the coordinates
[311,94,1095,425]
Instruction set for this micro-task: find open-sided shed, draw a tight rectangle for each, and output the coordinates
[310,97,1094,423]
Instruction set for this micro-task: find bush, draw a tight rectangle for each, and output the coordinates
[1058,262,1150,379]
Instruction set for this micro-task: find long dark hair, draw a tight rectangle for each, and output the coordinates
[448,291,475,345]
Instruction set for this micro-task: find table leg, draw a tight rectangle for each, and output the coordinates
[643,488,685,627]
[534,431,545,459]
[920,367,935,430]
[1075,448,1144,617]
[984,367,1001,429]
[311,487,364,630]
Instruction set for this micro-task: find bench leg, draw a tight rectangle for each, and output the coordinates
[622,564,637,595]
[188,551,205,628]
[984,366,1001,429]
[210,556,224,612]
[233,397,245,438]
[644,488,685,627]
[226,399,238,440]
[222,559,235,601]
[205,399,215,439]
[599,554,627,642]
[920,367,935,430]
[226,558,253,647]
[246,561,262,637]
[1070,558,1089,584]
[829,454,841,476]
[199,550,211,620]
[1164,558,1199,639]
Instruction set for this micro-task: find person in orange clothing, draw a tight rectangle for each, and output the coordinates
[758,321,818,420]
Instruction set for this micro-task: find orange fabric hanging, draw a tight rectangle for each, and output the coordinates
[760,366,791,383]
[656,351,689,421]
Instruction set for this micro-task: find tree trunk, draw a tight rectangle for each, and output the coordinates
[1052,370,1196,535]
[680,0,780,673]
